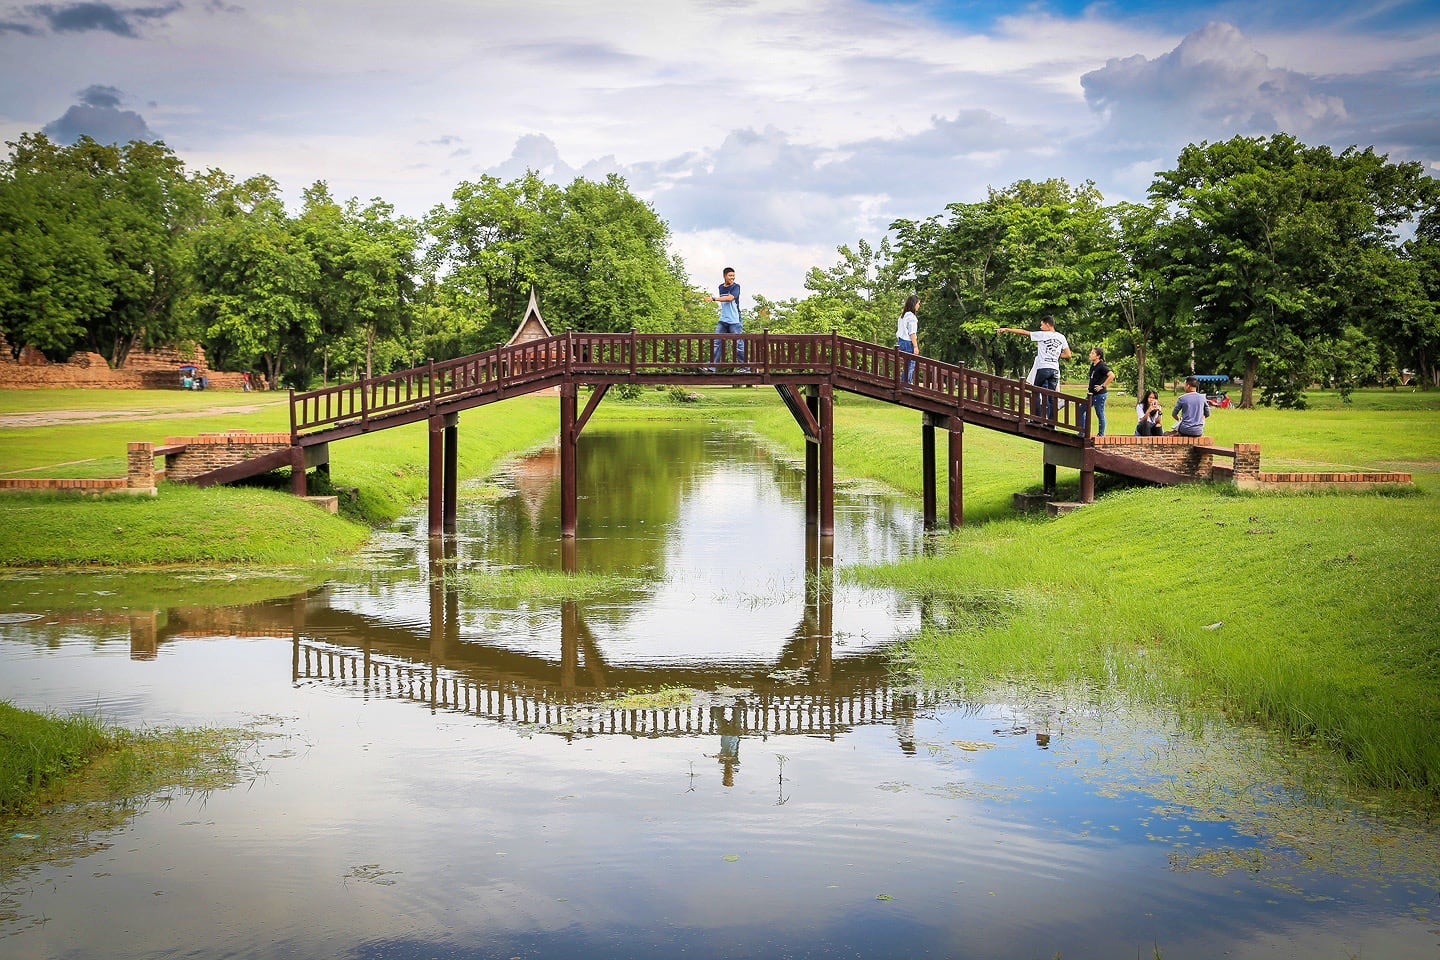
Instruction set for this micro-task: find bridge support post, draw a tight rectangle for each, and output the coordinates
[560,382,578,538]
[805,388,819,530]
[427,415,445,537]
[819,383,834,537]
[1043,462,1057,498]
[290,445,307,497]
[1080,449,1095,503]
[922,418,937,530]
[443,416,459,533]
[948,417,964,529]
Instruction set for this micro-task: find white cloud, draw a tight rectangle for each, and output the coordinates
[2,1,1436,300]
[1083,22,1348,139]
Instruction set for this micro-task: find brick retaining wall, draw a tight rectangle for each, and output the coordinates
[158,433,292,482]
[1092,435,1260,483]
[1091,435,1409,491]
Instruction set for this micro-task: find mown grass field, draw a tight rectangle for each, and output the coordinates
[2,383,1437,803]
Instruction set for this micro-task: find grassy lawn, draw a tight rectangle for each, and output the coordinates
[0,390,559,566]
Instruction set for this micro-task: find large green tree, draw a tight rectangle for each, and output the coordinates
[183,175,320,389]
[1394,207,1440,387]
[0,134,201,365]
[296,183,419,382]
[1150,134,1434,407]
[424,172,688,349]
[892,178,1114,375]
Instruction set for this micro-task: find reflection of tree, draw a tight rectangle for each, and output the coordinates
[476,424,718,575]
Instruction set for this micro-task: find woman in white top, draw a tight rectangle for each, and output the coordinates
[1136,389,1164,436]
[896,295,920,385]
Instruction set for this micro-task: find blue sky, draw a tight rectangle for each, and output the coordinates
[1,0,1437,300]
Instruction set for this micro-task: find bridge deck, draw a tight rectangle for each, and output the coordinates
[287,331,1091,447]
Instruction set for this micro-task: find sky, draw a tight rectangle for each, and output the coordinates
[1,0,1438,302]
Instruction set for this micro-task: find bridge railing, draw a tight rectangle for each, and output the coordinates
[291,332,1090,439]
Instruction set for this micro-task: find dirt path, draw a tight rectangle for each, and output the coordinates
[0,400,287,429]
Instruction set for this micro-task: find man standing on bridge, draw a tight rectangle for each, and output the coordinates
[998,315,1071,422]
[706,266,744,369]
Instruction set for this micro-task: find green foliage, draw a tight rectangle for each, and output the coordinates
[892,178,1116,375]
[182,174,321,389]
[761,239,907,344]
[1107,352,1164,397]
[423,172,688,350]
[0,134,203,365]
[1150,135,1436,408]
[0,703,111,813]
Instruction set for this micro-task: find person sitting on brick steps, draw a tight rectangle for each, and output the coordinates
[1170,376,1210,437]
[1136,389,1164,436]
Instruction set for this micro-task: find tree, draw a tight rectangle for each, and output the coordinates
[1096,201,1173,397]
[0,134,201,365]
[892,179,1114,376]
[296,183,419,381]
[1150,135,1434,407]
[424,172,689,350]
[183,175,320,389]
[424,173,561,350]
[0,134,111,357]
[543,175,687,334]
[1395,205,1440,387]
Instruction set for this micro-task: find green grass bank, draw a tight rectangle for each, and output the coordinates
[0,390,560,567]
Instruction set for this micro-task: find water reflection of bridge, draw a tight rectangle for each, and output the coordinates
[294,636,919,741]
[286,541,927,742]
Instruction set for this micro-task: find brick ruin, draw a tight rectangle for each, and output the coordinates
[0,332,252,390]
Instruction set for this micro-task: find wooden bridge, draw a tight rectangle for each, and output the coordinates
[206,332,1187,536]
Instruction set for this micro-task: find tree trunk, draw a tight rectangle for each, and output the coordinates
[1135,340,1148,398]
[1240,355,1259,409]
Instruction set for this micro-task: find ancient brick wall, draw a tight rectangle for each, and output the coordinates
[0,333,251,390]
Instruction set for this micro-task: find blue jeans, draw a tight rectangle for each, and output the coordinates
[1082,390,1109,435]
[897,339,915,384]
[712,321,745,366]
[1033,368,1059,420]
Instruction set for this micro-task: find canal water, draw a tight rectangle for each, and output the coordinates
[2,422,1436,959]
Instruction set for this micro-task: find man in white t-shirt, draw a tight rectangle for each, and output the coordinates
[998,315,1072,422]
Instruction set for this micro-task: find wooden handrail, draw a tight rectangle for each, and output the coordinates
[289,332,1092,442]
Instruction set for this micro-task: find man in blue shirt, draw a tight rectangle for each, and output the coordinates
[707,266,744,368]
[1171,376,1211,436]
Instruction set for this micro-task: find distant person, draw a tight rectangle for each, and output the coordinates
[1171,376,1211,437]
[243,372,252,393]
[1136,389,1164,436]
[896,294,921,385]
[710,700,747,787]
[998,315,1071,422]
[705,266,744,369]
[1085,347,1115,435]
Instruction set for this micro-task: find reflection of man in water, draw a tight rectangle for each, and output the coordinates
[711,700,747,787]
[894,691,917,755]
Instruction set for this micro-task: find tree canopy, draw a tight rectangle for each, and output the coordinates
[2,130,1436,399]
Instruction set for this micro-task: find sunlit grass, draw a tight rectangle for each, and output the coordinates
[0,391,560,566]
[455,568,649,603]
[0,702,110,813]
